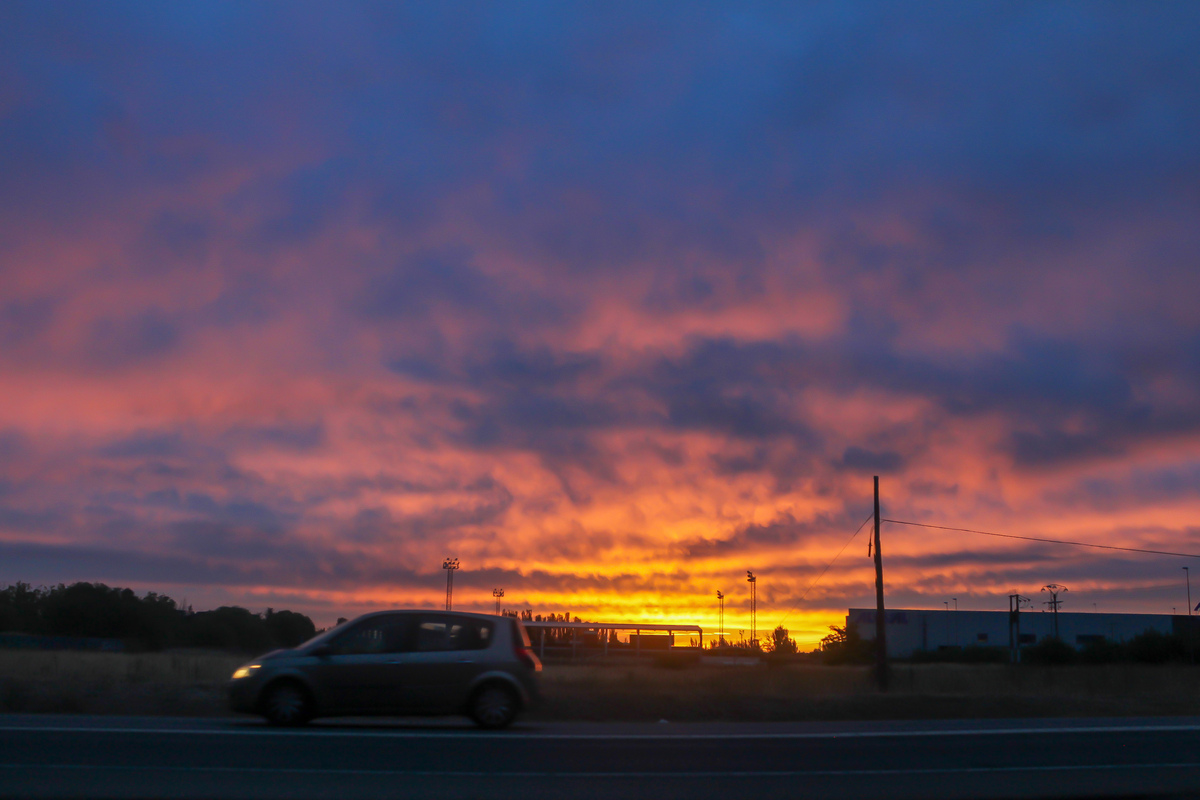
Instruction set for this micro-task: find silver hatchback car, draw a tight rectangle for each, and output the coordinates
[229,610,541,728]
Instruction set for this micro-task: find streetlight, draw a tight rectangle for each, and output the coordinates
[746,572,757,647]
[493,588,504,615]
[952,598,958,647]
[442,558,460,610]
[716,591,725,647]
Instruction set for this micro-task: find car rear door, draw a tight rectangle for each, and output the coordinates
[400,614,495,712]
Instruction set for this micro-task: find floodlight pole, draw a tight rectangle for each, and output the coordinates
[442,558,459,610]
[493,587,504,615]
[716,590,725,647]
[873,475,889,691]
[746,572,756,647]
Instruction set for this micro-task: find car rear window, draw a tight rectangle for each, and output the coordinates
[413,616,494,651]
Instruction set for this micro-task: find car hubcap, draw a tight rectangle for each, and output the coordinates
[476,688,513,726]
[270,687,304,722]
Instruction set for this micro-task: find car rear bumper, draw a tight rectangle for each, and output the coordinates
[519,674,541,709]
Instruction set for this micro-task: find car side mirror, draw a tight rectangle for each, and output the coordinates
[310,644,335,657]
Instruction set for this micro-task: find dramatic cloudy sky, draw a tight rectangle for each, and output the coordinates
[3,2,1199,646]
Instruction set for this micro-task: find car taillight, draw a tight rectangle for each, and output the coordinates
[515,643,542,672]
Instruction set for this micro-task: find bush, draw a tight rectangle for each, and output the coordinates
[1078,638,1126,664]
[1127,630,1186,664]
[910,646,1007,664]
[820,625,875,665]
[1021,637,1077,665]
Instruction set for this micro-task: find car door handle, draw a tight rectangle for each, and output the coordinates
[456,659,475,663]
[386,660,402,664]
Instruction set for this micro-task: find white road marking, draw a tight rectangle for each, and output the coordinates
[0,763,1199,778]
[0,723,1199,740]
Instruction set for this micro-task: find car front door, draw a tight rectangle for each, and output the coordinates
[307,614,412,714]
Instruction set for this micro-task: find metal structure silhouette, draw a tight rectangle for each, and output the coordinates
[1008,592,1030,662]
[746,572,756,646]
[442,558,459,610]
[493,587,504,615]
[716,590,724,646]
[1041,584,1067,639]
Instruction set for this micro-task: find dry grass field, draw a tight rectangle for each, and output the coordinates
[0,650,243,716]
[539,661,1200,721]
[2,650,1199,720]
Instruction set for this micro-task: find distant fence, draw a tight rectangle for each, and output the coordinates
[522,620,702,662]
[0,633,125,652]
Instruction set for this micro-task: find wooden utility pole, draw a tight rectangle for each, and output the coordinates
[873,475,889,691]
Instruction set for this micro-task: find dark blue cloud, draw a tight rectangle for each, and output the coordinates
[3,1,1200,621]
[0,297,56,346]
[85,311,181,366]
[838,446,904,474]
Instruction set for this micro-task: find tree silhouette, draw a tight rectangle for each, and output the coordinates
[766,625,798,654]
[0,581,318,654]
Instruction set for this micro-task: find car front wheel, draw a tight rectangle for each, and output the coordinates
[262,681,312,726]
[470,683,519,729]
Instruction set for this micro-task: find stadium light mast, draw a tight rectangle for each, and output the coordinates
[1041,584,1067,639]
[442,558,460,610]
[493,587,504,615]
[716,591,725,647]
[746,571,757,647]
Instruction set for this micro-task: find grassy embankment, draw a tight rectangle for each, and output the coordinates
[2,650,1198,720]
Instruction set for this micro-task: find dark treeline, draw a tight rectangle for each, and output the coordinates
[0,582,317,654]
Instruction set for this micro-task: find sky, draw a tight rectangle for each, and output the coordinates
[2,2,1200,648]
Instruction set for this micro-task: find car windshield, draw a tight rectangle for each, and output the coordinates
[295,616,361,650]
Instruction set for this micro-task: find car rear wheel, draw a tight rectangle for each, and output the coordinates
[262,681,312,726]
[470,683,519,729]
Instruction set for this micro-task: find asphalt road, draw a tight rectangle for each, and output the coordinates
[3,715,1200,800]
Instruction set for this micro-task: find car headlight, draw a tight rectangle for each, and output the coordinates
[231,664,261,680]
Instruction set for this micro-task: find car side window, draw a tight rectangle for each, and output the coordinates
[413,616,494,652]
[331,615,410,655]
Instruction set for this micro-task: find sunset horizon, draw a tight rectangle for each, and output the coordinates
[3,3,1200,653]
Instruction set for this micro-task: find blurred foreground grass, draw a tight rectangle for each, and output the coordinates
[1,651,1198,719]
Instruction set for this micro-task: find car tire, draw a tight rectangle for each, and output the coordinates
[262,681,312,727]
[469,683,519,729]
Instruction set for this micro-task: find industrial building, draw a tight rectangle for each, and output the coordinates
[847,607,1187,659]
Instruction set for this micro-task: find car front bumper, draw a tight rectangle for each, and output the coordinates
[228,677,262,713]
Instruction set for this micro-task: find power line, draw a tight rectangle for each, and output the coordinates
[777,513,875,628]
[882,518,1200,560]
